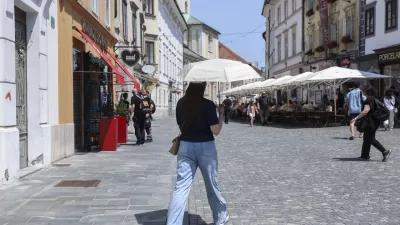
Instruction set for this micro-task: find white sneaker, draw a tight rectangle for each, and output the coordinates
[219,214,230,225]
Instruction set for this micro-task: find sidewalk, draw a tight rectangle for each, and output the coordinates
[0,117,188,225]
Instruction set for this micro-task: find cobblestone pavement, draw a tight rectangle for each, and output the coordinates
[1,117,400,225]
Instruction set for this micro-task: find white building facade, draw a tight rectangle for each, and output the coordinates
[359,0,400,96]
[0,0,59,185]
[147,0,187,118]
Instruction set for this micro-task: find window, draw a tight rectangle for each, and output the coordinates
[185,1,188,13]
[132,13,137,43]
[146,42,155,64]
[145,0,154,15]
[277,6,281,23]
[122,0,128,40]
[284,1,288,19]
[208,35,213,53]
[105,0,110,27]
[330,23,338,41]
[91,0,98,15]
[308,34,313,51]
[386,0,397,31]
[365,7,375,36]
[343,15,354,39]
[292,30,296,55]
[292,0,296,13]
[284,34,288,59]
[114,0,118,18]
[319,29,323,46]
[277,38,282,62]
[191,30,199,53]
[308,0,314,10]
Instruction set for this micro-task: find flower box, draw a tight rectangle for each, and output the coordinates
[306,8,314,17]
[116,116,127,144]
[327,41,338,49]
[100,117,118,151]
[341,35,353,44]
[315,46,325,52]
[305,49,314,56]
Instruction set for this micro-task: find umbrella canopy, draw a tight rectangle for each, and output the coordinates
[307,67,390,82]
[257,76,292,90]
[181,59,262,82]
[222,82,262,95]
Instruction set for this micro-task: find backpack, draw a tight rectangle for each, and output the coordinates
[137,96,151,115]
[373,98,390,122]
[394,96,399,108]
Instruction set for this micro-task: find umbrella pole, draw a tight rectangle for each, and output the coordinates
[218,82,220,105]
[334,80,337,126]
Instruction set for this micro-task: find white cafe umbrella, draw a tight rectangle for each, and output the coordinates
[181,59,262,82]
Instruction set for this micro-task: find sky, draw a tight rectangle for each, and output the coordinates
[191,0,266,69]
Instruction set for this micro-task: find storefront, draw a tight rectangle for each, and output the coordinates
[59,0,136,152]
[375,45,400,93]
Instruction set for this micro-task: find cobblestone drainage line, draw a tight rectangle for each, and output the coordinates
[54,180,101,188]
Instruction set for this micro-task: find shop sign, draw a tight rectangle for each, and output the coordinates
[341,56,351,68]
[82,19,108,49]
[378,51,400,63]
[121,50,140,66]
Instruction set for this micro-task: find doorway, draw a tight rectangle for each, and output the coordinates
[15,7,28,169]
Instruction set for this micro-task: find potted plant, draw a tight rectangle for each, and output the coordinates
[115,100,129,144]
[341,35,353,44]
[315,46,325,52]
[306,8,314,17]
[305,49,314,56]
[327,41,338,49]
[100,93,118,151]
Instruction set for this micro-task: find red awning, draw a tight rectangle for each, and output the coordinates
[105,49,141,90]
[74,27,124,84]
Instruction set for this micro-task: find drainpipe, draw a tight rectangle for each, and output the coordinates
[267,9,271,79]
[302,0,305,59]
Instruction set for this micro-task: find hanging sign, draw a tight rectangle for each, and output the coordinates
[319,0,329,49]
[142,65,156,74]
[121,50,140,66]
[341,56,351,68]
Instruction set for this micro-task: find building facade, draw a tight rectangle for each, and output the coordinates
[359,0,400,96]
[183,13,221,102]
[0,0,58,185]
[263,0,304,79]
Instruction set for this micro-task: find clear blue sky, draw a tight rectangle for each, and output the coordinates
[191,0,266,69]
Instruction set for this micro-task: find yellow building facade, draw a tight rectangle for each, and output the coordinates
[304,0,359,71]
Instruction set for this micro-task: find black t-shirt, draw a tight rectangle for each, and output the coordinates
[259,96,269,110]
[223,99,232,110]
[131,94,146,117]
[176,98,219,142]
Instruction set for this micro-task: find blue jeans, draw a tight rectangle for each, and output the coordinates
[167,141,228,225]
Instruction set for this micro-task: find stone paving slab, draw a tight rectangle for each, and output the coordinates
[1,117,400,224]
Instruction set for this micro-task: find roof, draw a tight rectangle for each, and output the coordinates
[183,14,221,34]
[183,45,206,62]
[219,43,264,75]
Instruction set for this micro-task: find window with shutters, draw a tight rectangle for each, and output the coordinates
[146,42,155,64]
[386,0,397,31]
[132,13,137,43]
[330,23,338,41]
[343,15,354,40]
[122,0,128,40]
[292,30,296,55]
[365,7,375,36]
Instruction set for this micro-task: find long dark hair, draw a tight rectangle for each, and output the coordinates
[385,89,393,99]
[182,82,206,122]
[362,85,377,97]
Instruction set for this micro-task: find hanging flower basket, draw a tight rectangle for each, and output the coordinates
[306,8,314,17]
[305,49,314,56]
[327,41,338,49]
[341,35,353,44]
[315,46,325,52]
[327,0,337,3]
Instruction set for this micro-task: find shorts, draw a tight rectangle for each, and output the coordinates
[260,109,269,118]
[349,113,359,120]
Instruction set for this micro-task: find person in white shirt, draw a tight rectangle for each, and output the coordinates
[384,90,396,131]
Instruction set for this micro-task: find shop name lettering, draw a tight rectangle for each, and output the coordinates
[379,52,400,62]
[82,20,108,49]
[126,55,137,61]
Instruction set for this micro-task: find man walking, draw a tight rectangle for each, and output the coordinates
[222,96,232,124]
[258,92,269,125]
[345,82,366,140]
[131,89,150,145]
[142,90,155,142]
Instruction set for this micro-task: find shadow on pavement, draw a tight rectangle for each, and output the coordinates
[333,157,379,162]
[134,209,209,225]
[332,137,351,140]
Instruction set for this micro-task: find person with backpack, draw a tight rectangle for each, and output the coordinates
[132,89,151,145]
[142,90,155,142]
[350,85,392,161]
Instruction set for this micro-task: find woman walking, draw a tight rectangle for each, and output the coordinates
[248,101,257,127]
[167,82,229,225]
[351,85,392,161]
[383,89,396,131]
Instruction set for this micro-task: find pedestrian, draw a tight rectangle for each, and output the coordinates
[142,90,155,142]
[383,89,395,131]
[248,101,257,127]
[345,82,366,140]
[258,92,269,125]
[131,89,151,145]
[167,82,229,225]
[222,96,232,124]
[389,86,399,120]
[351,85,392,161]
[120,93,130,125]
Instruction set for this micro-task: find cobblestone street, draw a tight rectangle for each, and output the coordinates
[1,117,400,225]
